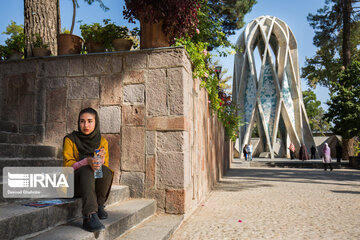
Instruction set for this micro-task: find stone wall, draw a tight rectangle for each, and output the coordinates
[0,47,231,214]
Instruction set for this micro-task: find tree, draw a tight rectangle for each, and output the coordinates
[23,0,108,57]
[324,61,360,158]
[302,89,330,135]
[302,0,360,87]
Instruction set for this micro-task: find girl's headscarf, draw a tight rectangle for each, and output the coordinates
[323,143,331,156]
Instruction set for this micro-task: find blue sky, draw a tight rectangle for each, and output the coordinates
[0,0,329,109]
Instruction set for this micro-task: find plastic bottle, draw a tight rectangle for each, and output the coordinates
[94,149,103,179]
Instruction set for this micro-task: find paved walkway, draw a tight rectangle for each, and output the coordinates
[171,161,360,240]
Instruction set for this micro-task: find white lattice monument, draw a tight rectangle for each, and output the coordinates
[233,16,316,159]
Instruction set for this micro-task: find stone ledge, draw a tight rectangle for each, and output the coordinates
[147,116,189,131]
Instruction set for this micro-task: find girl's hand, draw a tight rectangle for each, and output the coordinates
[87,157,101,171]
[98,148,106,164]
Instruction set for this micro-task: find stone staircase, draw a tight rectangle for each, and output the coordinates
[0,121,183,239]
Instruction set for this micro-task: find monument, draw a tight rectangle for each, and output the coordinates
[232,16,316,159]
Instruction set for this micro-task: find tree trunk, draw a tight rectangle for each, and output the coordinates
[342,137,355,160]
[24,0,60,57]
[342,0,351,68]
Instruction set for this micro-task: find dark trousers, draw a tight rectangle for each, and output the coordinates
[290,151,295,159]
[74,165,113,216]
[311,153,315,159]
[324,163,333,171]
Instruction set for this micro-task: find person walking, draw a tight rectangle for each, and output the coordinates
[323,143,333,171]
[299,143,309,161]
[289,142,295,160]
[336,143,342,163]
[63,107,113,232]
[243,144,248,161]
[246,143,253,161]
[310,145,316,159]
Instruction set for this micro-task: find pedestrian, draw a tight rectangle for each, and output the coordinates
[323,142,333,171]
[289,142,295,160]
[243,144,248,161]
[63,107,113,232]
[310,145,316,159]
[299,143,309,161]
[336,143,342,163]
[246,143,253,161]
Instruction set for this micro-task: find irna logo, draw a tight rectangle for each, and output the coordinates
[7,172,69,188]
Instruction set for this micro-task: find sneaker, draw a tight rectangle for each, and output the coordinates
[98,205,108,219]
[83,213,105,232]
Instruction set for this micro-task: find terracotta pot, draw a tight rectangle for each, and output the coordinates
[85,41,106,53]
[57,34,83,55]
[112,39,132,51]
[33,47,51,57]
[9,50,23,60]
[140,20,170,49]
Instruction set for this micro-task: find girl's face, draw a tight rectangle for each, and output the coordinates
[79,113,96,135]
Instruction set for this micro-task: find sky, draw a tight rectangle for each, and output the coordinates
[0,0,329,109]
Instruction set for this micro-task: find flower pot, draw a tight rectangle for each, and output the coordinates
[33,47,51,57]
[112,39,132,51]
[140,20,170,49]
[57,34,83,55]
[84,41,106,53]
[9,50,23,60]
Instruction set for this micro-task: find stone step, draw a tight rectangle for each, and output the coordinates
[0,131,37,144]
[0,121,18,133]
[0,185,129,239]
[115,213,183,240]
[0,143,56,158]
[28,199,156,240]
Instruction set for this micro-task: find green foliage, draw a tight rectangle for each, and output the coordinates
[0,21,25,60]
[302,89,330,134]
[324,60,360,139]
[302,0,360,88]
[32,34,49,49]
[80,20,139,50]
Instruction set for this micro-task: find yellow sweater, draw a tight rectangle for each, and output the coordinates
[63,136,109,168]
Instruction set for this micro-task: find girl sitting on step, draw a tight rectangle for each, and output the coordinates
[63,107,113,232]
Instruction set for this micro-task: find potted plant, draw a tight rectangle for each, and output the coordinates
[57,0,108,55]
[80,22,106,53]
[102,19,139,51]
[123,0,201,49]
[32,34,51,57]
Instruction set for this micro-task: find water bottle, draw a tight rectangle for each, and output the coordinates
[94,149,103,179]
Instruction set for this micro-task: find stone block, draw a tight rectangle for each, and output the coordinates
[145,156,155,188]
[68,77,99,99]
[19,94,35,125]
[111,55,123,73]
[168,68,185,115]
[123,70,145,84]
[102,134,121,184]
[149,49,187,69]
[81,99,99,112]
[84,56,111,75]
[100,75,123,105]
[156,152,184,189]
[157,132,184,153]
[40,59,68,77]
[147,116,189,131]
[146,131,156,155]
[46,88,67,122]
[146,69,168,116]
[68,57,84,76]
[125,53,147,69]
[66,99,82,133]
[165,189,185,214]
[123,84,145,104]
[123,104,145,126]
[45,77,67,89]
[99,106,121,133]
[45,122,66,146]
[120,172,145,198]
[121,126,145,171]
[145,188,165,211]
